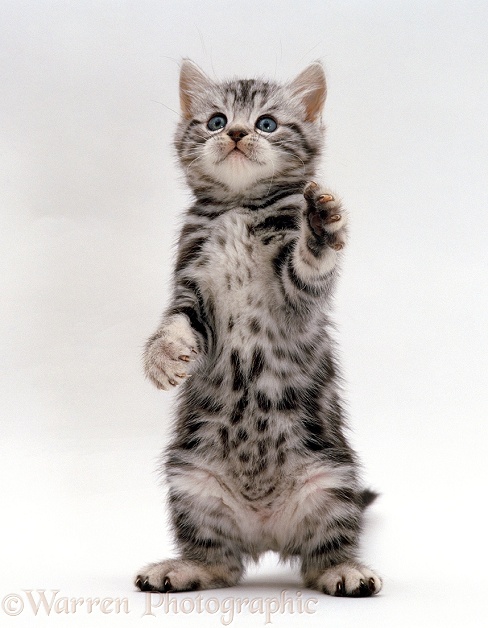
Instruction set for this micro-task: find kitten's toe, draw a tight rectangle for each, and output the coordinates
[135,576,158,592]
[145,340,197,390]
[135,562,177,593]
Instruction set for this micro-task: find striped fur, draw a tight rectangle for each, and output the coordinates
[136,60,381,598]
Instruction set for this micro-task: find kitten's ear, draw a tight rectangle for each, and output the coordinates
[179,59,214,119]
[289,62,327,122]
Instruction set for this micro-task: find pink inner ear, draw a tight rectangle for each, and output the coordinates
[290,63,327,122]
[179,87,193,120]
[304,89,326,122]
[179,72,197,120]
[179,60,213,120]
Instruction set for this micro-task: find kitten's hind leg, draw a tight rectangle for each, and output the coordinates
[298,487,382,597]
[135,484,245,592]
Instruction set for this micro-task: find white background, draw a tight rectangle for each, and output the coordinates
[1,1,487,626]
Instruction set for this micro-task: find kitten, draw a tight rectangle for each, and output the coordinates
[135,59,382,597]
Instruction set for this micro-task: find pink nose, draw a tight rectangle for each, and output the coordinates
[227,127,249,142]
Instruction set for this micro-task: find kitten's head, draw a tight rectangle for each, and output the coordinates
[174,60,327,198]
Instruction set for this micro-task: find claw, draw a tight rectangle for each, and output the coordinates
[331,242,344,251]
[135,577,157,592]
[327,214,341,223]
[335,579,345,596]
[168,379,177,386]
[178,355,190,362]
[368,577,376,593]
[163,577,173,592]
[318,194,334,203]
[358,579,371,597]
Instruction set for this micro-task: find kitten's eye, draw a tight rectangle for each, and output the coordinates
[207,114,227,131]
[256,116,277,133]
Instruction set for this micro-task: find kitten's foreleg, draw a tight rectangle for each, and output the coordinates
[144,275,213,389]
[294,181,348,281]
[276,183,347,305]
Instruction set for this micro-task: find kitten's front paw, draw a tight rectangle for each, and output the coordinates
[144,314,199,390]
[315,562,382,597]
[303,181,347,250]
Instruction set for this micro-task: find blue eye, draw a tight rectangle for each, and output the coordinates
[256,116,277,133]
[207,114,227,131]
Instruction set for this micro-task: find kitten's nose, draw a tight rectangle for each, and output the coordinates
[227,127,249,142]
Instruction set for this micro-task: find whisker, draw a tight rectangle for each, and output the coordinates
[151,100,179,117]
[184,154,205,177]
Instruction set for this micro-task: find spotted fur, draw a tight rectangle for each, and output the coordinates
[135,60,382,597]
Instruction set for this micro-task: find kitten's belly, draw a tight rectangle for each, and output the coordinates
[168,461,352,553]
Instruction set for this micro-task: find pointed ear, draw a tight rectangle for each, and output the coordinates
[179,59,214,119]
[289,62,327,122]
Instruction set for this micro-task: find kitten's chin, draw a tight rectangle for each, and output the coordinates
[200,148,277,194]
[211,159,275,193]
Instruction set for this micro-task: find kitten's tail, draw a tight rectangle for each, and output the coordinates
[359,489,380,510]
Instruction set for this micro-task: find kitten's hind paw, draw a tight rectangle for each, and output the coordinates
[305,562,382,597]
[134,559,241,592]
[303,181,347,250]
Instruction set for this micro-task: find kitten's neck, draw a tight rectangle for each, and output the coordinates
[187,171,316,206]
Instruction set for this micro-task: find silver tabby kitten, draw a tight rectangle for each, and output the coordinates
[135,60,382,597]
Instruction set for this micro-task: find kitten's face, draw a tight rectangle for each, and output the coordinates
[175,62,327,196]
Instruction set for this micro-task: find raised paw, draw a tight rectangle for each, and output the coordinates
[317,562,382,597]
[144,314,199,391]
[134,559,239,593]
[303,181,346,250]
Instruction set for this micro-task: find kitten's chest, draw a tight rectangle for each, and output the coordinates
[200,211,287,320]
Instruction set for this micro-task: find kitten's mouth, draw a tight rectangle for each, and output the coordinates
[229,146,248,158]
[219,144,251,162]
[216,141,264,166]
